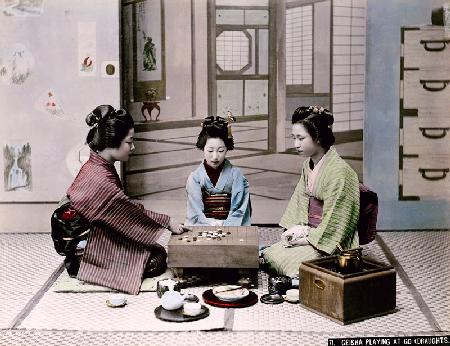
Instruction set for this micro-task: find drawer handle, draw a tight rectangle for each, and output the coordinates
[420,39,450,52]
[314,278,325,290]
[419,127,449,139]
[418,168,449,181]
[420,80,450,92]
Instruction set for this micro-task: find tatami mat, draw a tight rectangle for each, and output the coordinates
[1,229,449,345]
[379,231,450,331]
[0,234,62,328]
[19,286,225,331]
[232,239,432,333]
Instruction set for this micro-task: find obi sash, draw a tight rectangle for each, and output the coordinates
[307,184,378,245]
[308,196,323,228]
[202,193,231,220]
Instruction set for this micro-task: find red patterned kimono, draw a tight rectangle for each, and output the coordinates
[67,152,170,294]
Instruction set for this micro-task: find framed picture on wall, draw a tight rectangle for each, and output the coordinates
[132,0,166,102]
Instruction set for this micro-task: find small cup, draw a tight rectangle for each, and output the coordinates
[285,289,299,303]
[268,275,292,295]
[157,279,180,298]
[109,293,126,306]
[183,302,202,316]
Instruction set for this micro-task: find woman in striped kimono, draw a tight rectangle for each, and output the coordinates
[185,116,251,226]
[262,106,360,278]
[66,105,187,294]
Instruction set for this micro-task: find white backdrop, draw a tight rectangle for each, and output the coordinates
[0,0,121,202]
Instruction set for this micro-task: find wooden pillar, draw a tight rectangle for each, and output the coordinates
[268,0,286,153]
[207,0,216,116]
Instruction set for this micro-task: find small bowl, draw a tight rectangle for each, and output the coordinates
[183,302,202,316]
[106,294,127,308]
[285,288,299,303]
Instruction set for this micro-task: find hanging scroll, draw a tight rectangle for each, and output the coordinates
[132,0,166,102]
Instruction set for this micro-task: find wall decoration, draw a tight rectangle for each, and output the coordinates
[3,143,32,192]
[142,33,156,71]
[136,0,162,81]
[101,60,119,78]
[0,43,35,85]
[2,0,44,16]
[66,144,90,177]
[132,0,166,102]
[78,22,96,76]
[34,89,64,116]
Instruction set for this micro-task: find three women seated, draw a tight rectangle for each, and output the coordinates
[62,104,359,294]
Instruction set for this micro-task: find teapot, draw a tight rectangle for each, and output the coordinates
[161,289,184,310]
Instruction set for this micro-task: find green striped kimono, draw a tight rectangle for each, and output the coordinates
[263,146,360,277]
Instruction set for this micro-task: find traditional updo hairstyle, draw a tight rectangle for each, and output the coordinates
[292,106,335,150]
[85,105,134,152]
[196,116,235,150]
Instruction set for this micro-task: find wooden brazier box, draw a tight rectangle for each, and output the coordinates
[167,226,259,269]
[299,256,396,325]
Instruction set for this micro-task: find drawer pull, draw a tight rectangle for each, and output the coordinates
[419,127,449,139]
[314,278,325,290]
[418,168,449,181]
[420,80,450,92]
[420,39,450,52]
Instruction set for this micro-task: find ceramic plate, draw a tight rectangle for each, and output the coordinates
[212,285,250,302]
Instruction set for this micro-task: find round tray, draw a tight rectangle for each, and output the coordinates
[202,289,258,308]
[260,293,284,305]
[154,305,209,322]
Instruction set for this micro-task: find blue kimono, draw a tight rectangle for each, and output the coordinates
[185,159,251,226]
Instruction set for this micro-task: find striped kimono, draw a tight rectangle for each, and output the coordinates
[67,152,170,294]
[263,146,360,277]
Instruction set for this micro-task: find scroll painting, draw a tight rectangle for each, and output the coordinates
[132,0,166,101]
[3,143,32,192]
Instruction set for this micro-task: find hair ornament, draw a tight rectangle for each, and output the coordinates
[308,105,326,114]
[226,111,236,139]
[201,115,229,129]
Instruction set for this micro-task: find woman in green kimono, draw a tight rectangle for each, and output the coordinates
[262,106,360,278]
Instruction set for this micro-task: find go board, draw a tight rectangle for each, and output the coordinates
[167,226,259,269]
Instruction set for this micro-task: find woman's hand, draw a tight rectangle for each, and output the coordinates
[168,221,189,235]
[209,219,223,227]
[281,225,309,246]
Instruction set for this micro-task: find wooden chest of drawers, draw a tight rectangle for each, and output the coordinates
[400,26,450,200]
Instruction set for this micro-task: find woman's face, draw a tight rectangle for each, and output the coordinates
[203,137,227,169]
[291,123,321,158]
[111,128,135,162]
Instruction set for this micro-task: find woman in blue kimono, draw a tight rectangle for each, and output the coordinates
[185,116,251,226]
